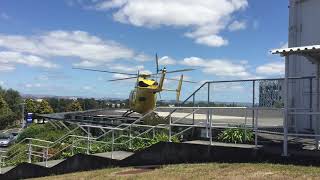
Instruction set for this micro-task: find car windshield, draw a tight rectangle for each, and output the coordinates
[0,134,10,139]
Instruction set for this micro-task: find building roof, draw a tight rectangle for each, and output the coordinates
[271,45,320,60]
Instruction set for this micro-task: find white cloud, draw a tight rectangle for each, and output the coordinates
[194,35,228,47]
[0,64,15,72]
[109,64,151,74]
[112,64,144,72]
[82,86,93,91]
[159,56,176,65]
[256,61,285,76]
[228,20,246,31]
[0,81,4,86]
[0,51,58,69]
[135,53,152,62]
[0,30,147,68]
[182,57,252,78]
[92,0,248,47]
[24,83,42,89]
[0,12,9,20]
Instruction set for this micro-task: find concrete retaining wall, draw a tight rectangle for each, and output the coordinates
[1,142,320,179]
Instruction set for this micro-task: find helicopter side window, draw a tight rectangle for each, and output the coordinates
[129,91,135,101]
[138,81,149,87]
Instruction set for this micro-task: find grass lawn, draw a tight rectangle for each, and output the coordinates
[31,163,320,180]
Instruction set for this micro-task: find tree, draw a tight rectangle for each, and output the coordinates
[0,96,15,129]
[66,101,83,112]
[4,88,22,115]
[37,100,54,114]
[25,99,38,113]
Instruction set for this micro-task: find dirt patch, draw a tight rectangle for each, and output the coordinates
[115,166,160,176]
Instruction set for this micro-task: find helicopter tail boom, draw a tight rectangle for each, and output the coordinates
[176,75,183,102]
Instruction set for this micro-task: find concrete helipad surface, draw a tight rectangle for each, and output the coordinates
[156,111,283,128]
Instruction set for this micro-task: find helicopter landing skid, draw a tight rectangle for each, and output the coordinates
[122,109,134,117]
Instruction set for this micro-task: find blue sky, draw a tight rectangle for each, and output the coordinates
[0,0,288,101]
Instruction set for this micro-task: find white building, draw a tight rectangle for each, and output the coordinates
[286,0,320,132]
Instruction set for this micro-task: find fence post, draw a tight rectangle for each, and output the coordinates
[193,94,195,125]
[244,109,248,142]
[207,83,210,138]
[209,109,213,145]
[111,130,114,159]
[169,115,172,142]
[87,127,90,155]
[45,147,48,167]
[129,126,132,149]
[252,80,256,128]
[309,77,313,130]
[71,137,74,156]
[0,155,2,174]
[254,109,258,149]
[28,141,32,163]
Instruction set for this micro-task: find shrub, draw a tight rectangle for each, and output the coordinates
[142,112,169,126]
[217,128,253,144]
[17,124,67,142]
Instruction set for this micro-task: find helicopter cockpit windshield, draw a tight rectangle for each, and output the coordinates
[138,81,149,87]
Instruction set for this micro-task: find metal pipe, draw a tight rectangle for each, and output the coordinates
[111,130,114,159]
[28,142,32,163]
[45,147,48,167]
[207,83,210,138]
[209,109,213,145]
[316,63,320,149]
[129,126,132,149]
[169,115,172,142]
[310,77,313,129]
[252,80,255,128]
[86,127,90,155]
[192,94,195,125]
[244,109,248,142]
[254,109,259,149]
[0,155,2,174]
[206,76,315,84]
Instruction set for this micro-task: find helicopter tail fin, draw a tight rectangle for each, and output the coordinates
[176,75,183,102]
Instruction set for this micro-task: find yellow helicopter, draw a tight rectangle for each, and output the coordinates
[74,54,195,116]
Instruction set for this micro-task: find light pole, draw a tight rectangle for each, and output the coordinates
[21,102,26,128]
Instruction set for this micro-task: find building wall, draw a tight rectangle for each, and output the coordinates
[288,0,320,131]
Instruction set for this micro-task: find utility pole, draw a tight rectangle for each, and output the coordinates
[21,102,26,128]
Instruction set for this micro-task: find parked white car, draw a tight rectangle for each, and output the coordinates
[0,133,15,147]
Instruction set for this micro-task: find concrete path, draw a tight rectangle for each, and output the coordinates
[94,151,134,160]
[185,140,262,149]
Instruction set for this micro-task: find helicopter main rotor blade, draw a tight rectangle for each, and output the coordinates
[164,77,198,84]
[166,68,196,74]
[149,68,195,76]
[73,67,137,76]
[108,76,138,82]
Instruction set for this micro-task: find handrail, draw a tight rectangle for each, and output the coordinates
[181,82,208,105]
[95,109,159,140]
